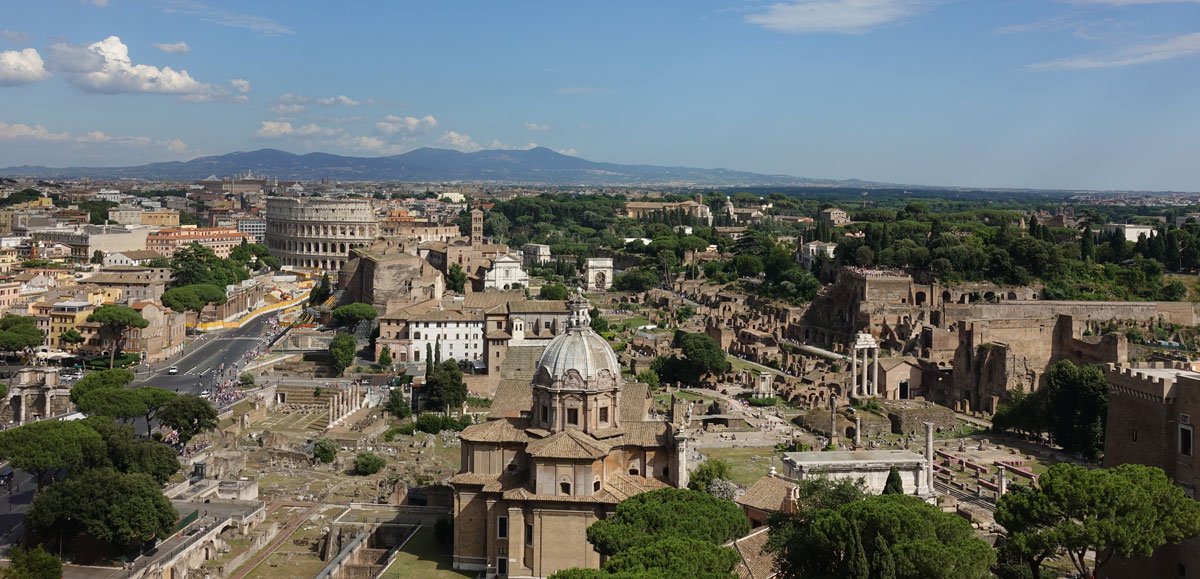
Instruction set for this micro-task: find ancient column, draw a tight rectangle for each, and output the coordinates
[849,350,857,396]
[998,465,1007,498]
[924,422,935,494]
[829,395,838,444]
[854,416,862,447]
[861,349,869,398]
[871,347,880,397]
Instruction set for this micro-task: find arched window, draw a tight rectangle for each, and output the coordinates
[414,332,421,340]
[593,479,601,492]
[560,482,571,496]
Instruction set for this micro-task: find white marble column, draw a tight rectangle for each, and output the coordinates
[872,347,880,397]
[849,349,858,396]
[924,422,935,493]
[860,349,868,398]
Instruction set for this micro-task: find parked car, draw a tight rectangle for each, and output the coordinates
[168,366,178,375]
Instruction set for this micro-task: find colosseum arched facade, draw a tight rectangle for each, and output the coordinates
[265,197,379,271]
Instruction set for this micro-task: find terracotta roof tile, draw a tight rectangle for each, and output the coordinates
[727,527,777,579]
[459,418,531,443]
[489,380,532,419]
[736,475,798,513]
[525,429,611,460]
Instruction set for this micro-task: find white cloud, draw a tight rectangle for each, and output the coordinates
[0,121,182,151]
[317,94,360,106]
[375,114,437,135]
[486,140,539,151]
[556,148,579,156]
[87,0,109,6]
[745,0,934,34]
[524,122,549,131]
[436,130,483,152]
[47,36,222,99]
[159,0,295,36]
[274,93,310,104]
[1,30,30,43]
[254,120,340,138]
[0,48,50,86]
[230,78,251,93]
[254,120,294,138]
[1030,31,1200,70]
[269,103,305,115]
[152,41,191,54]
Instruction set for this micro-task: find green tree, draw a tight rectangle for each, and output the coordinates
[238,372,255,387]
[600,536,740,579]
[4,544,62,579]
[733,254,764,278]
[309,273,333,305]
[635,369,659,389]
[427,360,466,410]
[447,263,467,293]
[313,437,338,464]
[0,315,45,359]
[680,332,730,379]
[82,418,180,484]
[169,242,249,288]
[157,394,218,445]
[385,388,411,419]
[613,269,661,292]
[882,466,904,495]
[688,459,732,493]
[540,283,568,300]
[770,494,994,579]
[135,387,177,427]
[330,332,358,375]
[69,368,135,405]
[0,420,105,490]
[59,328,85,351]
[590,307,610,333]
[86,305,149,369]
[1042,360,1108,460]
[587,488,749,557]
[378,345,393,367]
[161,284,227,323]
[90,250,105,264]
[354,451,386,475]
[996,462,1200,579]
[26,468,177,550]
[147,256,170,268]
[76,387,147,423]
[332,302,378,327]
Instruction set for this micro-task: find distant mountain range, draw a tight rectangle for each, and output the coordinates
[0,147,877,186]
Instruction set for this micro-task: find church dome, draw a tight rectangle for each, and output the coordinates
[534,293,621,390]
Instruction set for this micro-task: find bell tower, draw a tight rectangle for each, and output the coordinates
[470,209,483,246]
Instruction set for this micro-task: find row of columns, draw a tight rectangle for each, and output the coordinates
[849,343,880,397]
[327,383,363,426]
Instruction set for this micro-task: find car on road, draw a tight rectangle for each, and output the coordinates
[168,366,179,374]
[200,390,210,397]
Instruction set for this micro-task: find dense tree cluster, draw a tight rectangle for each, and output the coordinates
[332,302,377,327]
[992,360,1108,460]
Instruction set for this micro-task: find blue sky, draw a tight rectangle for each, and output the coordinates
[1,0,1199,190]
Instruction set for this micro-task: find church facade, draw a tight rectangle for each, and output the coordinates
[450,295,690,578]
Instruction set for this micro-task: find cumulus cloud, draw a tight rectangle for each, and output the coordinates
[524,122,549,131]
[487,139,539,151]
[0,48,51,86]
[375,114,437,135]
[230,78,251,93]
[745,0,935,34]
[556,148,579,156]
[317,95,360,106]
[268,103,305,115]
[253,120,341,138]
[436,130,483,152]
[1,30,30,43]
[152,41,191,54]
[159,0,295,36]
[0,121,183,151]
[47,36,223,100]
[1030,31,1200,70]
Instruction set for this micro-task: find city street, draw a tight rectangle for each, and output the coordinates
[131,315,275,397]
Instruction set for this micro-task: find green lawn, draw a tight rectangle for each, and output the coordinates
[619,314,650,330]
[728,356,781,377]
[382,527,472,579]
[697,446,785,487]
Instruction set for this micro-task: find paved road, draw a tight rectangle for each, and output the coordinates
[130,316,274,397]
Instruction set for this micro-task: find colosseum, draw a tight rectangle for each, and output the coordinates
[265,197,379,271]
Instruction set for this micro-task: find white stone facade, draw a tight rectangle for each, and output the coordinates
[483,254,529,290]
[584,258,613,291]
[265,197,379,271]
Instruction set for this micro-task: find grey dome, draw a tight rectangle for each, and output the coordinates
[534,293,621,389]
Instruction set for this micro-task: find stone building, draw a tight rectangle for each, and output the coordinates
[450,295,689,577]
[146,226,250,258]
[265,197,379,271]
[583,258,613,291]
[820,208,849,228]
[1103,362,1200,579]
[479,254,529,291]
[338,237,445,313]
[521,244,551,267]
[623,194,713,226]
[782,449,932,499]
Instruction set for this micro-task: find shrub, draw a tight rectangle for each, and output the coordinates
[313,437,338,463]
[353,451,386,475]
[747,397,776,407]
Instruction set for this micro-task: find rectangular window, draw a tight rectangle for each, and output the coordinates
[567,408,579,425]
[497,516,508,539]
[1132,428,1138,443]
[1182,425,1194,457]
[599,407,609,424]
[525,523,533,545]
[541,405,548,423]
[544,321,550,329]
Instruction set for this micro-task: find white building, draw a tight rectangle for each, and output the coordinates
[584,258,614,291]
[407,309,485,364]
[1102,223,1157,243]
[800,241,837,269]
[103,250,165,267]
[521,243,551,267]
[482,254,529,291]
[782,449,932,499]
